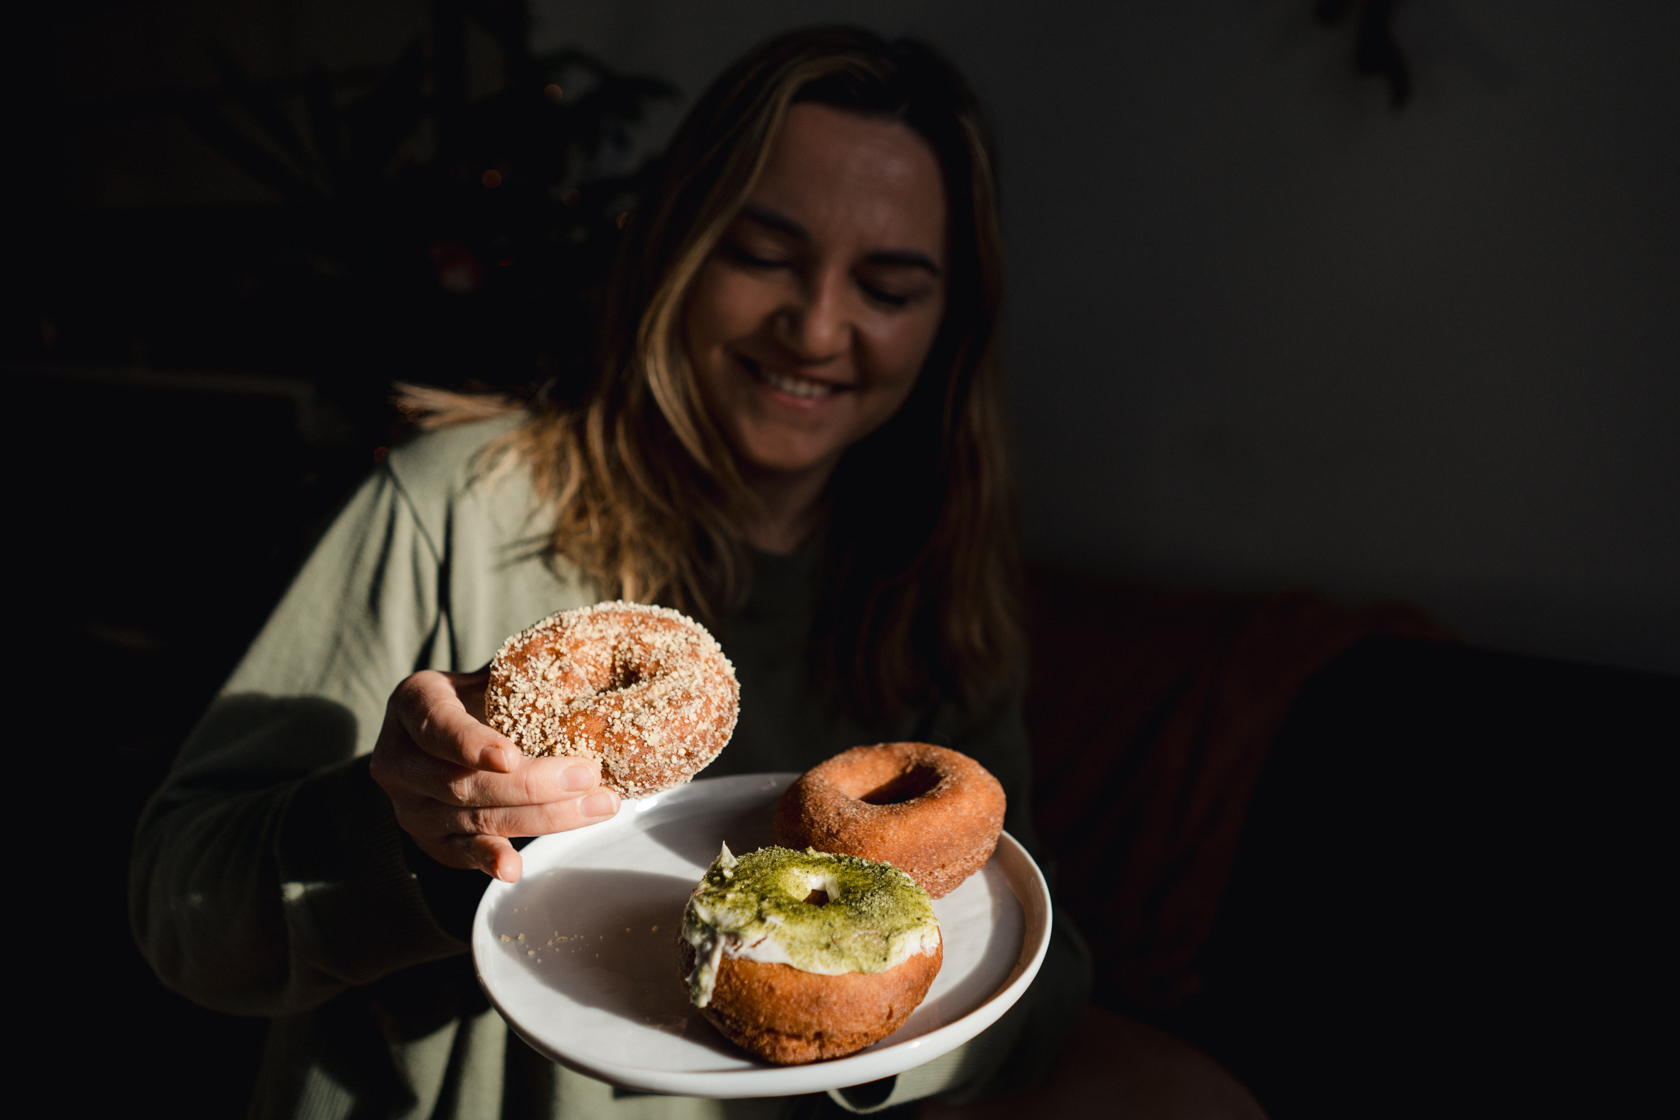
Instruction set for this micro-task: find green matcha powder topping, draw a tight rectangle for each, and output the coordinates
[680,844,940,1007]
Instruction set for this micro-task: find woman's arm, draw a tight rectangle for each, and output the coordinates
[130,455,618,1017]
[129,466,466,1015]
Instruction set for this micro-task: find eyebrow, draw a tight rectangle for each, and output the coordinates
[738,202,943,277]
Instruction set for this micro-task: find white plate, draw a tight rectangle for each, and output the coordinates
[472,771,1052,1098]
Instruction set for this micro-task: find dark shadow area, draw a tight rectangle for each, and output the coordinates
[24,371,339,1115]
[11,10,676,1109]
[8,7,675,436]
[1024,568,1676,1116]
[1170,636,1676,1117]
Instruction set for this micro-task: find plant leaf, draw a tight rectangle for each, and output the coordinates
[181,98,326,207]
[206,44,320,188]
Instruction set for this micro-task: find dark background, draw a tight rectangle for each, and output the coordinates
[11,1,1676,1112]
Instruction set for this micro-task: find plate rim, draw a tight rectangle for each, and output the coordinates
[472,771,1053,1099]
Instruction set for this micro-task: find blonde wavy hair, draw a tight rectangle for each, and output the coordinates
[404,26,1019,719]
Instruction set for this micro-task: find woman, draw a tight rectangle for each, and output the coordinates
[367,25,1021,893]
[130,26,1252,1120]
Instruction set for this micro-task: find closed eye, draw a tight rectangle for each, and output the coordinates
[720,241,788,271]
[861,284,913,309]
[858,251,941,312]
[859,272,939,311]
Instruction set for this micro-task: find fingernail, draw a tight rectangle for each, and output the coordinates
[581,790,618,818]
[562,764,600,792]
[486,747,514,773]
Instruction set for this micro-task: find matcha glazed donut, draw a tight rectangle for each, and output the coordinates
[678,845,943,1064]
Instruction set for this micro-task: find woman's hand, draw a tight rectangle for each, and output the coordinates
[370,669,620,882]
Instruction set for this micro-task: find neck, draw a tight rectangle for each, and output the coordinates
[739,463,833,555]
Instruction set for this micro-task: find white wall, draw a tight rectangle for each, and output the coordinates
[46,0,1680,673]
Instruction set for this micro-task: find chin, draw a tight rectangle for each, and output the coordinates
[731,435,844,482]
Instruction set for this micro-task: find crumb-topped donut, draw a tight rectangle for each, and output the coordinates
[678,844,942,1064]
[773,743,1005,898]
[486,601,739,799]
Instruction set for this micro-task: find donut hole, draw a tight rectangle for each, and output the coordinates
[601,648,646,692]
[602,665,643,691]
[787,870,845,907]
[859,764,943,805]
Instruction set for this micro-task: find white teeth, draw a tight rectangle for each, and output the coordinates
[752,365,836,399]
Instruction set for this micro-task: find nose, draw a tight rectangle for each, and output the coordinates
[776,270,849,362]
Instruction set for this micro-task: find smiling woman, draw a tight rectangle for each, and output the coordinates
[129,25,1182,1120]
[493,29,1016,721]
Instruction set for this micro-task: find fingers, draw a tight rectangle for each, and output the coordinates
[418,787,622,853]
[391,669,511,773]
[370,669,622,882]
[487,839,521,884]
[410,788,620,881]
[427,832,521,882]
[390,748,605,811]
[494,755,607,808]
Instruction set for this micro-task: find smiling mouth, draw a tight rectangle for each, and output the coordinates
[742,359,840,400]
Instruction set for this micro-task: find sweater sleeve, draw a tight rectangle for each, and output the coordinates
[129,464,469,1017]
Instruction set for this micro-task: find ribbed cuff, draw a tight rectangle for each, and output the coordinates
[276,755,469,987]
[400,829,493,943]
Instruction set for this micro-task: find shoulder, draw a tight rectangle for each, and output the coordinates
[383,413,527,498]
[379,414,535,540]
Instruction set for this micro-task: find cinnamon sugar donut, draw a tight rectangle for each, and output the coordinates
[678,845,942,1064]
[485,601,739,798]
[773,743,1005,898]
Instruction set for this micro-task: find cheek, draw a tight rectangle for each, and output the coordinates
[865,308,946,392]
[682,264,733,364]
[684,260,778,371]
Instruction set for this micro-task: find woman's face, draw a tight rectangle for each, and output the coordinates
[684,102,949,499]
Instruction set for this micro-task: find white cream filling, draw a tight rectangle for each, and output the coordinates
[680,844,940,1008]
[720,916,940,970]
[683,918,940,1008]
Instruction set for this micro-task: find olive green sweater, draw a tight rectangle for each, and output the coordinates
[130,418,1087,1119]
